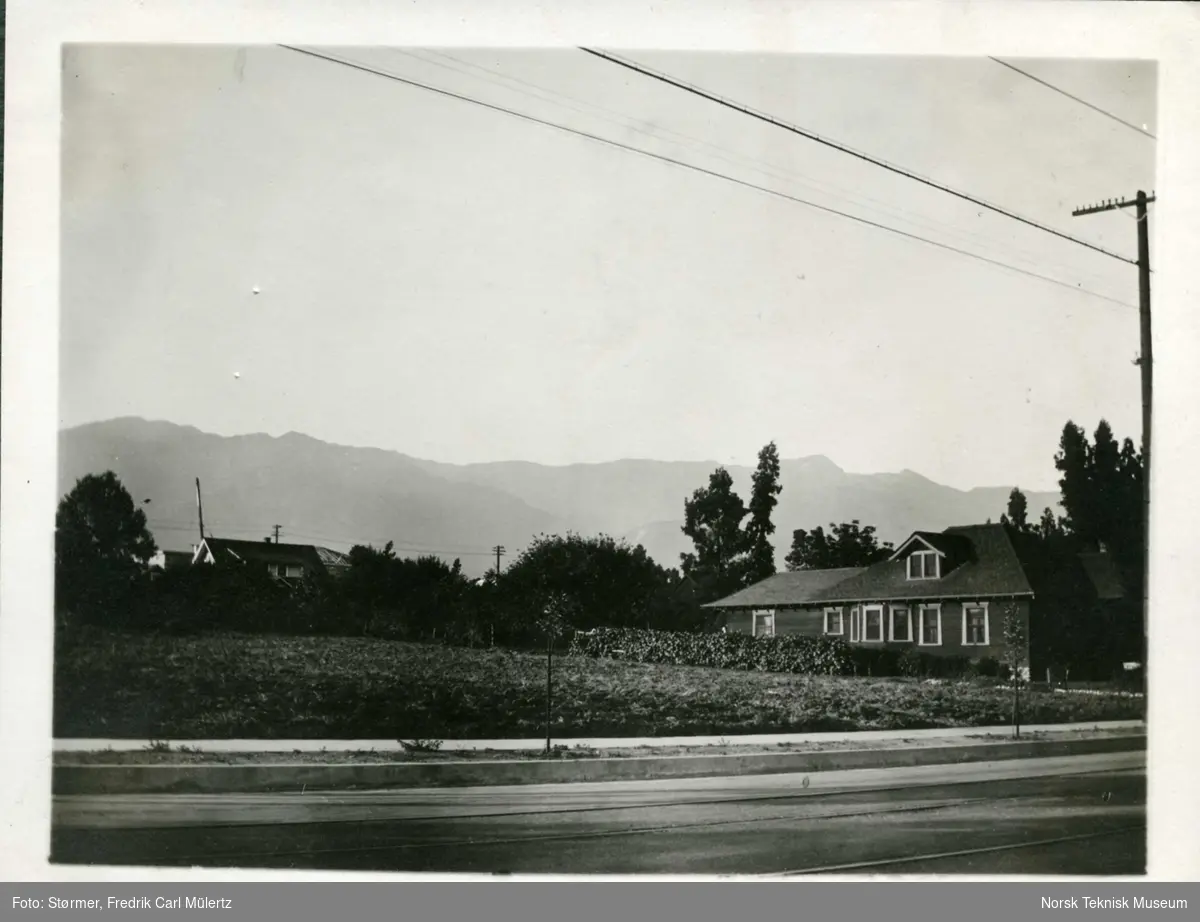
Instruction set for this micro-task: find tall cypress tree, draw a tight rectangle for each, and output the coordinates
[1055,421,1094,541]
[743,442,782,585]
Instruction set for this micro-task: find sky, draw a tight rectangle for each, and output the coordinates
[60,46,1156,491]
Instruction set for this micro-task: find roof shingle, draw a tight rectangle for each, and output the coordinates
[199,538,349,573]
[704,568,865,608]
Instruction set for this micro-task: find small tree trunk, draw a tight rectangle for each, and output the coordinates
[1012,669,1021,739]
[545,635,553,755]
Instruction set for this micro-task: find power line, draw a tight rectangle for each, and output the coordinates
[990,57,1156,140]
[388,49,1119,291]
[282,45,1133,310]
[579,48,1139,267]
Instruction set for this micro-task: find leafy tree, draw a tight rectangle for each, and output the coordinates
[499,533,675,636]
[1034,506,1066,542]
[999,601,1028,737]
[1054,419,1141,555]
[1055,421,1094,540]
[785,520,894,570]
[1054,418,1144,590]
[1000,487,1030,532]
[743,442,783,585]
[1000,419,1145,681]
[680,467,749,598]
[55,471,157,620]
[341,542,474,641]
[56,471,157,568]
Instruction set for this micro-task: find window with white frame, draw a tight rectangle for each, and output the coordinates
[849,606,860,642]
[889,604,912,642]
[907,550,940,580]
[862,604,884,643]
[962,602,990,646]
[918,603,942,646]
[824,607,844,636]
[752,610,775,637]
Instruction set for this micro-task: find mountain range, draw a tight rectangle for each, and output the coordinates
[58,418,1062,578]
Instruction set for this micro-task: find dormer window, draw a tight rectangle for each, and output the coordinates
[907,550,940,580]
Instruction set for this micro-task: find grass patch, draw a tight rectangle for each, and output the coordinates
[53,628,1144,740]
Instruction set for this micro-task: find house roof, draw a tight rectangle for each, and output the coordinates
[703,568,866,608]
[891,530,973,560]
[816,525,1033,602]
[197,538,350,572]
[706,523,1034,609]
[314,546,352,569]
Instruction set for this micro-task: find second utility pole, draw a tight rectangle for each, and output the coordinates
[1072,190,1153,692]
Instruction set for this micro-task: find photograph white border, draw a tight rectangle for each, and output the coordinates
[3,0,1198,883]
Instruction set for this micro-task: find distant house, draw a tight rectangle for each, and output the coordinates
[705,523,1131,678]
[191,537,351,581]
[149,549,193,571]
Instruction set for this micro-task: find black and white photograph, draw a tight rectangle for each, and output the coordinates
[37,39,1162,876]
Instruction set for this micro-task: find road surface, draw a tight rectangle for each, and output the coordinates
[52,751,1145,875]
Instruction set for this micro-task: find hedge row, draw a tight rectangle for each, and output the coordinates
[568,627,1011,680]
[568,627,853,675]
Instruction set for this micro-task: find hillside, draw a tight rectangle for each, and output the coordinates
[58,418,1060,577]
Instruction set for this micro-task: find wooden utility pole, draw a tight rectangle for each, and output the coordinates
[195,478,206,543]
[1072,191,1153,692]
[493,545,506,575]
[273,525,282,545]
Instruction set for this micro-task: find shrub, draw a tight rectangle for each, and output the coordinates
[898,647,926,678]
[970,656,1003,678]
[851,647,902,677]
[935,655,973,679]
[569,627,855,676]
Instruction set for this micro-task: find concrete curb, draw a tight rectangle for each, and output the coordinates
[53,720,1146,754]
[53,734,1145,796]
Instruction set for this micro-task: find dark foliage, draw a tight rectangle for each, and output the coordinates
[743,442,783,585]
[999,421,1146,681]
[53,478,708,647]
[55,471,157,625]
[570,626,855,675]
[569,626,1008,681]
[680,466,750,600]
[785,520,894,571]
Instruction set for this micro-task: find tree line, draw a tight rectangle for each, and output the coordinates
[999,419,1145,677]
[53,474,709,645]
[55,418,1144,666]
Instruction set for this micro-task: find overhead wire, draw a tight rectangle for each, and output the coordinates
[281,45,1134,311]
[389,49,1122,291]
[989,57,1156,140]
[578,48,1139,267]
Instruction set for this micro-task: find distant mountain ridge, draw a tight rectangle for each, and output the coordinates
[58,418,1062,578]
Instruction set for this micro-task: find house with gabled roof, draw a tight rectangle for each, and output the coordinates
[706,522,1130,676]
[191,537,351,581]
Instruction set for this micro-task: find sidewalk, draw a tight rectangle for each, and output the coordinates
[55,719,1145,754]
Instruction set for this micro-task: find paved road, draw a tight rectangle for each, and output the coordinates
[52,752,1145,875]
